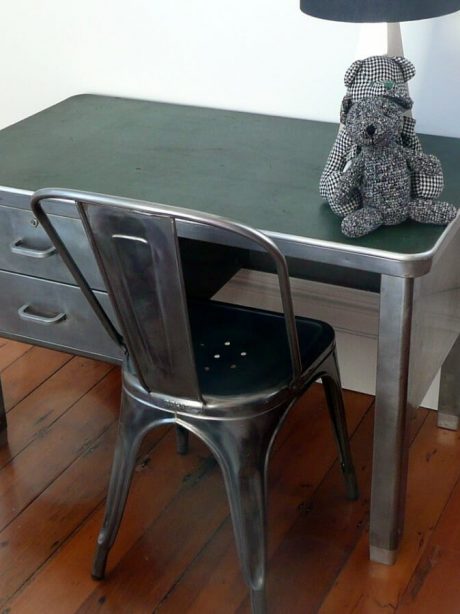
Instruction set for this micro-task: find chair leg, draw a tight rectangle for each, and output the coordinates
[92,391,172,580]
[182,405,289,614]
[321,351,359,501]
[175,424,189,455]
[0,377,7,446]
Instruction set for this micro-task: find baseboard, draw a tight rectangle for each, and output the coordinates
[213,269,439,410]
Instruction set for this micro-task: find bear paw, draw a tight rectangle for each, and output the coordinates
[341,208,383,238]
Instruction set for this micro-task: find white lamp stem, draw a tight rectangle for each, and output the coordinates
[387,22,404,56]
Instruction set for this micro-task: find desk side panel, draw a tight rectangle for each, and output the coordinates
[408,229,460,409]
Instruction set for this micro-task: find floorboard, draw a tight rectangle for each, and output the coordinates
[0,338,459,613]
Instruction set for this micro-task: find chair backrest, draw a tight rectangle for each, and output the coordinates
[31,189,302,401]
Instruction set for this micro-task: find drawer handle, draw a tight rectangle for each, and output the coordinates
[18,304,66,325]
[10,239,56,259]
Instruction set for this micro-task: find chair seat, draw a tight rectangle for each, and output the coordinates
[189,300,335,396]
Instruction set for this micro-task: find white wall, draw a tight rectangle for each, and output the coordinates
[1,1,459,136]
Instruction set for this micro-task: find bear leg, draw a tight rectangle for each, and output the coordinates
[324,171,362,218]
[341,208,383,238]
[409,199,457,225]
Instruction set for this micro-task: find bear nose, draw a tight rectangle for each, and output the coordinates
[366,124,376,136]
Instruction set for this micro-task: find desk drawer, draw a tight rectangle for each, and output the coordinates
[0,270,122,362]
[0,205,106,290]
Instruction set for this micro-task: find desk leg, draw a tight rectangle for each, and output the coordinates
[370,275,414,565]
[438,335,460,431]
[0,376,6,445]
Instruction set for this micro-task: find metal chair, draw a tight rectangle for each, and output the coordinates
[31,188,358,614]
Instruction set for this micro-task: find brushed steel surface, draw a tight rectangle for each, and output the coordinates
[10,238,56,258]
[1,185,458,278]
[438,335,460,430]
[176,213,460,278]
[370,275,414,559]
[409,225,460,412]
[18,303,66,325]
[0,269,121,361]
[0,204,106,290]
[32,188,304,389]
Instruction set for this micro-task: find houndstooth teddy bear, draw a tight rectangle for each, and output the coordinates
[320,55,444,219]
[332,90,457,238]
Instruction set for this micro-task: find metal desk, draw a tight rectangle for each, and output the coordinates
[0,94,459,564]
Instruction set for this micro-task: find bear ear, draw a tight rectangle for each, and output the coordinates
[340,95,353,123]
[392,56,416,82]
[344,59,363,87]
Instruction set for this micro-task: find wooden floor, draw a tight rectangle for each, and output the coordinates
[1,338,460,613]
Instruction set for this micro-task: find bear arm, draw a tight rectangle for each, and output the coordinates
[405,149,443,175]
[319,129,353,198]
[401,116,422,153]
[402,132,423,153]
[330,155,364,207]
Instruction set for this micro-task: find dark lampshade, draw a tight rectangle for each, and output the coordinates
[300,0,460,23]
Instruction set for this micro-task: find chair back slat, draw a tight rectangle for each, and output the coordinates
[80,203,201,399]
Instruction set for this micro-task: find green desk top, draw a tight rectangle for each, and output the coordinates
[0,94,458,260]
